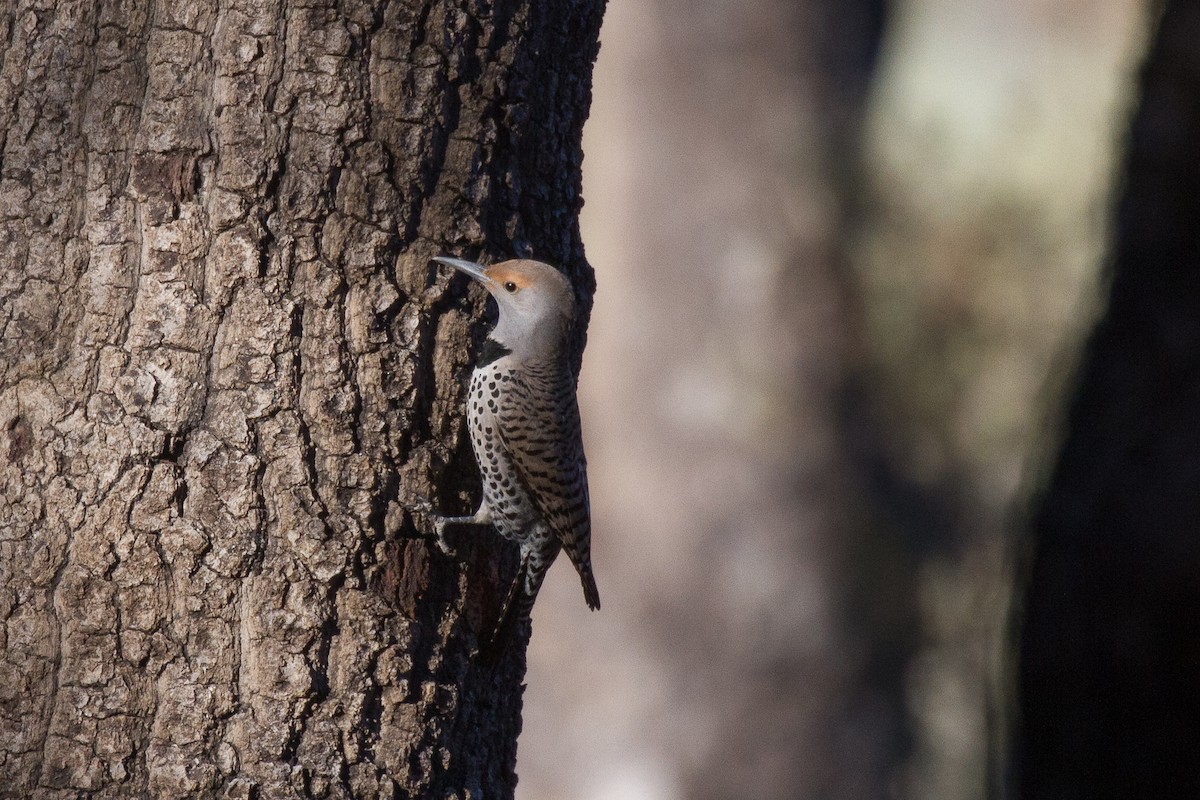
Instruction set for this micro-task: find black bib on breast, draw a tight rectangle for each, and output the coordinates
[478,338,513,367]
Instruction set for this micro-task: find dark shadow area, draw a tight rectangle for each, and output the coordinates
[1015,2,1200,796]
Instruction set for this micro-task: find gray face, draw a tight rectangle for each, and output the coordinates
[434,257,575,359]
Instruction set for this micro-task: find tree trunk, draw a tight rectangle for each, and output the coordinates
[519,1,894,798]
[1014,1,1200,796]
[0,0,602,796]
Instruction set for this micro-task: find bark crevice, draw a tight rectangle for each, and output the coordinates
[1,0,603,796]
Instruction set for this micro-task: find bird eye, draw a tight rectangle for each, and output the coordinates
[504,281,518,292]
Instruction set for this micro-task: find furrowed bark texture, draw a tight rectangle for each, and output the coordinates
[1015,1,1200,796]
[0,0,602,796]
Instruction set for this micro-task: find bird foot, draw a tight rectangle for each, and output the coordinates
[401,496,459,557]
[433,518,459,558]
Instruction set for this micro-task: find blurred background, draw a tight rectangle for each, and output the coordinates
[522,1,1153,798]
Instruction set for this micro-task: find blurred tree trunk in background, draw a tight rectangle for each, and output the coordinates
[852,3,1151,797]
[1015,1,1200,797]
[528,1,1152,798]
[522,1,898,799]
[0,1,601,796]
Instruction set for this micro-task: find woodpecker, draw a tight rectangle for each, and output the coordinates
[430,255,599,648]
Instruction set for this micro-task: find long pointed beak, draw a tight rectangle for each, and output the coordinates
[432,256,490,284]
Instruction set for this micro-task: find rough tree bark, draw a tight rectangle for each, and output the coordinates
[1014,1,1200,797]
[0,0,603,796]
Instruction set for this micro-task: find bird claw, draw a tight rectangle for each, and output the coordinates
[402,496,458,557]
[405,496,435,517]
[433,519,459,558]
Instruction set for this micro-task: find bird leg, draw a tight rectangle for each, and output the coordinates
[408,498,493,558]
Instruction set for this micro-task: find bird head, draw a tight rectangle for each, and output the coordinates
[434,256,576,359]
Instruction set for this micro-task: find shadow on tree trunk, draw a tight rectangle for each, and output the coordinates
[0,1,604,797]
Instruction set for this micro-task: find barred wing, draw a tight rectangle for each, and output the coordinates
[495,369,600,609]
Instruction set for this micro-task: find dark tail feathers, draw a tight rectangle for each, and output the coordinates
[580,569,600,611]
[480,561,536,664]
[479,554,600,664]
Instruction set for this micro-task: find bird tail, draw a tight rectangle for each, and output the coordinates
[481,573,536,664]
[481,550,542,664]
[579,566,600,611]
[479,545,600,664]
[563,546,601,611]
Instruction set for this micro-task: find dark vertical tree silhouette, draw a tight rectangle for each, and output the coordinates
[1015,1,1200,796]
[0,0,603,796]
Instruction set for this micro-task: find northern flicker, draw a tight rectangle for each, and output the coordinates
[429,255,600,648]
